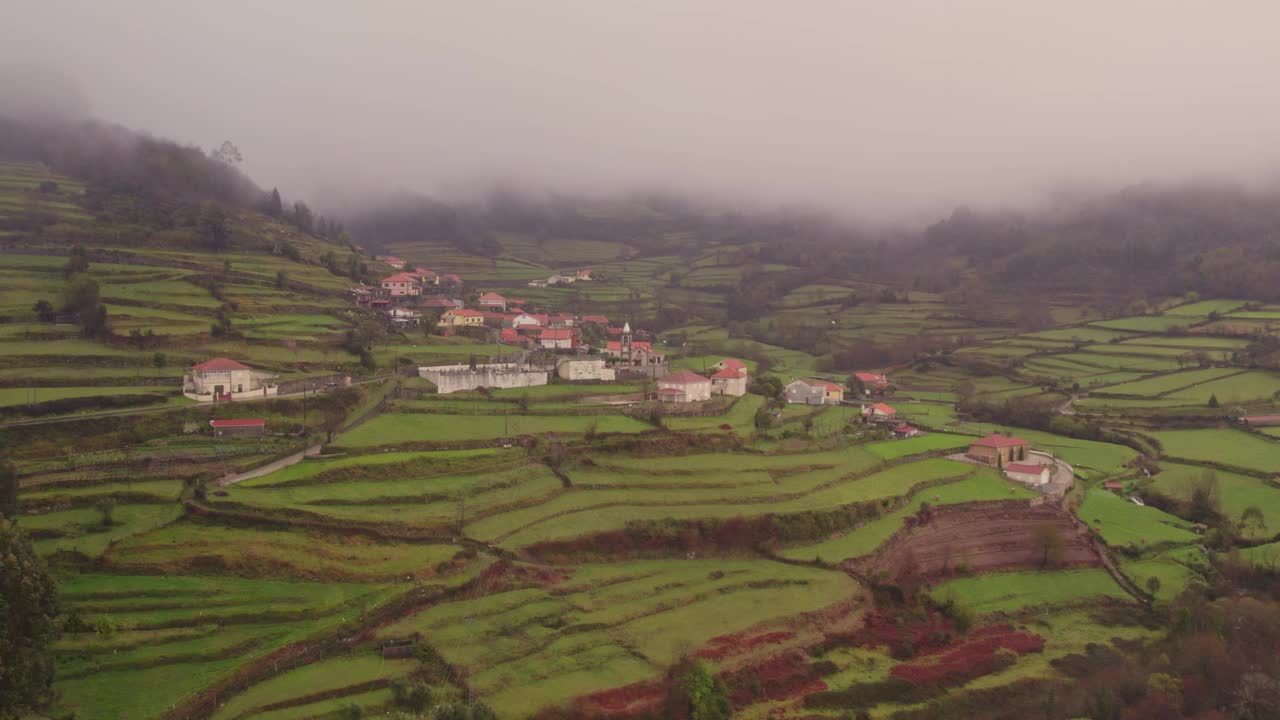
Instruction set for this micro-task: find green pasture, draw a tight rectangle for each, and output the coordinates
[1163,371,1280,404]
[1151,462,1280,538]
[1076,488,1198,548]
[1165,299,1247,316]
[1150,429,1280,474]
[865,432,970,460]
[336,412,652,447]
[780,467,1032,563]
[0,385,172,407]
[929,569,1129,614]
[1091,316,1198,333]
[1092,368,1239,397]
[375,559,858,716]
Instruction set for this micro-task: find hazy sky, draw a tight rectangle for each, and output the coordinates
[4,1,1280,218]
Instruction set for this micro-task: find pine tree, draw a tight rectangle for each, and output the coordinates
[0,520,61,716]
[267,187,283,218]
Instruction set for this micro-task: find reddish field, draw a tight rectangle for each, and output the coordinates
[890,624,1045,686]
[698,630,796,661]
[857,501,1100,582]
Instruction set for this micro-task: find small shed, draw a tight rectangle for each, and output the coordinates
[210,418,266,437]
[1004,462,1050,486]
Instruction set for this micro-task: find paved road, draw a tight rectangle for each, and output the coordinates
[217,443,323,486]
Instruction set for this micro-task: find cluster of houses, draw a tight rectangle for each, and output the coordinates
[528,268,593,287]
[652,359,750,403]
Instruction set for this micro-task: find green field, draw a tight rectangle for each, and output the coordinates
[1151,463,1280,538]
[1076,488,1199,548]
[335,412,652,446]
[929,569,1129,613]
[1151,429,1280,474]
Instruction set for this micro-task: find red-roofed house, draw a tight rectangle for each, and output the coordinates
[539,328,574,350]
[709,360,749,397]
[576,268,593,280]
[657,370,712,403]
[862,402,897,423]
[1241,415,1280,427]
[478,292,506,311]
[499,328,527,346]
[376,255,405,269]
[784,378,844,405]
[441,273,463,287]
[209,418,266,437]
[1103,481,1127,492]
[581,315,609,325]
[606,340,653,355]
[854,372,890,393]
[967,434,1030,466]
[187,358,276,401]
[1005,462,1051,486]
[381,273,421,297]
[423,297,464,310]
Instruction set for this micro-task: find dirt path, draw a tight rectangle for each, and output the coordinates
[217,443,322,486]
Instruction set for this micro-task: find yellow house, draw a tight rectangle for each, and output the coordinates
[439,308,485,327]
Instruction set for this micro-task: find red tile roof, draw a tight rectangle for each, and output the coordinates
[209,418,264,428]
[479,292,505,302]
[656,387,684,395]
[869,403,896,414]
[442,273,462,282]
[541,328,572,340]
[894,424,916,432]
[192,357,251,372]
[1006,463,1046,475]
[719,359,746,370]
[423,298,458,307]
[711,368,745,379]
[581,315,609,324]
[499,328,522,343]
[1242,415,1280,424]
[606,340,653,352]
[971,433,1029,449]
[382,272,418,283]
[1104,481,1126,490]
[660,370,709,384]
[448,308,484,317]
[855,372,889,385]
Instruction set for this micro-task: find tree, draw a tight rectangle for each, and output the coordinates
[210,140,242,165]
[1030,522,1065,569]
[0,520,60,717]
[664,660,731,720]
[62,273,100,325]
[267,187,283,218]
[1208,393,1220,408]
[152,352,167,373]
[1145,575,1161,599]
[1241,505,1266,536]
[198,202,230,251]
[293,202,315,234]
[62,245,89,278]
[847,373,867,398]
[30,299,54,323]
[0,461,17,519]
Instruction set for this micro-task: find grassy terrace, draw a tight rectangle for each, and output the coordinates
[372,559,859,716]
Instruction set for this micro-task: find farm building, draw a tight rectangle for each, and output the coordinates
[478,292,507,311]
[376,255,405,268]
[1005,462,1050,486]
[656,370,712,403]
[539,328,574,350]
[893,424,920,439]
[862,402,897,423]
[1240,415,1280,427]
[557,358,616,382]
[381,272,421,297]
[389,308,421,327]
[784,378,844,405]
[185,358,276,402]
[209,418,266,437]
[967,433,1030,466]
[710,367,748,396]
[1104,481,1126,492]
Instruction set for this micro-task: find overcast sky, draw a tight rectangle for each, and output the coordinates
[4,1,1280,219]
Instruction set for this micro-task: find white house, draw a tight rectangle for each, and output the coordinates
[656,370,712,403]
[478,292,507,311]
[862,403,897,423]
[539,328,574,350]
[784,378,844,405]
[186,358,276,401]
[1005,462,1051,486]
[557,358,616,382]
[381,272,421,297]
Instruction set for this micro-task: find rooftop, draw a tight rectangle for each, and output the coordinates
[660,370,709,384]
[971,433,1029,449]
[210,418,265,428]
[192,357,251,372]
